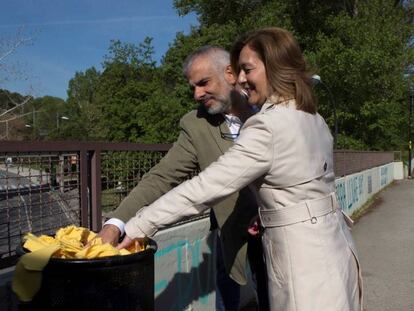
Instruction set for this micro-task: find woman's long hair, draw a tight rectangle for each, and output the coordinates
[231,27,317,114]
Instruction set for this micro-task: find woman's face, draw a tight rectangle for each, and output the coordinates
[237,45,269,107]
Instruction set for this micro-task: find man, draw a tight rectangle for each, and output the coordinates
[99,46,268,310]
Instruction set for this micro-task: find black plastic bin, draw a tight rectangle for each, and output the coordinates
[16,239,157,311]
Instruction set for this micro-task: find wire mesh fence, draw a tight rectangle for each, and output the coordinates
[0,153,81,267]
[101,150,167,213]
[0,142,171,267]
[0,141,396,268]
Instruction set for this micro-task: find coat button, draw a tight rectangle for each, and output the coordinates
[323,162,327,171]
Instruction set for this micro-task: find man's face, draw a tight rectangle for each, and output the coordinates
[187,55,234,115]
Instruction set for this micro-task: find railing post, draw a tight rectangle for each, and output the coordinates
[91,149,102,232]
[79,149,89,228]
[58,154,65,193]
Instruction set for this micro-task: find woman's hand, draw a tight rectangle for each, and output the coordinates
[116,235,134,250]
[247,215,262,237]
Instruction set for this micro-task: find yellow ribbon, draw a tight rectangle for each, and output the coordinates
[12,244,60,302]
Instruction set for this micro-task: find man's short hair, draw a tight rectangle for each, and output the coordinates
[183,45,230,77]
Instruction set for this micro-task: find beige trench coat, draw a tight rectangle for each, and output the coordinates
[125,99,362,311]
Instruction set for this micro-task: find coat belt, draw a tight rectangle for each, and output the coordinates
[259,192,339,227]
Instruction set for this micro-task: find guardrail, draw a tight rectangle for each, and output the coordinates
[0,141,171,267]
[0,141,395,267]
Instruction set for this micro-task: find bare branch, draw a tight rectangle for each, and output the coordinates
[0,26,32,64]
[0,26,34,87]
[0,95,32,118]
[0,37,31,63]
[0,110,38,123]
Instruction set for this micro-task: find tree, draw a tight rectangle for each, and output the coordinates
[64,67,102,140]
[174,0,266,27]
[0,89,33,140]
[0,27,32,86]
[21,95,67,140]
[95,37,158,142]
[58,0,413,151]
[307,0,414,150]
[0,28,35,140]
[170,0,413,150]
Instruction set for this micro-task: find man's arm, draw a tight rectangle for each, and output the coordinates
[100,119,199,244]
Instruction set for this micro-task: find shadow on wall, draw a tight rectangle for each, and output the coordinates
[155,233,215,310]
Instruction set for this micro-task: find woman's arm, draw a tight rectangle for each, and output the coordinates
[124,114,274,240]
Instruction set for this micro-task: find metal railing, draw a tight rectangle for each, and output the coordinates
[0,141,171,267]
[0,141,395,267]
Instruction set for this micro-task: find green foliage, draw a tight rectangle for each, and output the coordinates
[96,38,158,142]
[5,0,412,153]
[64,67,102,140]
[307,0,413,150]
[21,95,67,140]
[103,37,156,69]
[0,89,29,112]
[62,38,162,142]
[174,0,266,27]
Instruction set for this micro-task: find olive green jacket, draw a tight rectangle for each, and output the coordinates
[108,107,257,284]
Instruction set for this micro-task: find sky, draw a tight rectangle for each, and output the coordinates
[0,0,198,99]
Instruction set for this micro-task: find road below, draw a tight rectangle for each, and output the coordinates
[0,168,77,260]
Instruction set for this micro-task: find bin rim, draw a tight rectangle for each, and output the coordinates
[16,238,157,268]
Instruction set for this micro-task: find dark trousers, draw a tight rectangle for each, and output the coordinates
[247,235,269,311]
[216,234,240,311]
[215,234,269,311]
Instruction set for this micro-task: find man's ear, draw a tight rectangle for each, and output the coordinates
[224,65,236,84]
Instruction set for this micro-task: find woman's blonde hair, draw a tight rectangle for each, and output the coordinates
[231,27,316,114]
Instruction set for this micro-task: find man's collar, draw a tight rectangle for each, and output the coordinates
[223,114,242,125]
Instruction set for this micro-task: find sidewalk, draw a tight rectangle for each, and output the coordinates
[352,179,414,311]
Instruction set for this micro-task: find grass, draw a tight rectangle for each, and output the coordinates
[350,181,395,223]
[101,189,123,213]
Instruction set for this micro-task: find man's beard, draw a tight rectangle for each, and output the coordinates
[204,95,231,115]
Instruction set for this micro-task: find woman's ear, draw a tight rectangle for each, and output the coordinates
[224,65,237,84]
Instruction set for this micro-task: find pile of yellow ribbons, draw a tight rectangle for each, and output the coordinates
[12,225,146,302]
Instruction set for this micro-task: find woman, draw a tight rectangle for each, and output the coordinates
[118,27,362,311]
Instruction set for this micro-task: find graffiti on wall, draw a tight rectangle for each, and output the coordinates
[154,236,215,310]
[335,179,347,211]
[336,174,365,212]
[346,174,364,211]
[380,166,388,186]
[367,175,372,194]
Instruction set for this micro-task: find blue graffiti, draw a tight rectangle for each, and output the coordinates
[155,280,168,293]
[154,238,212,309]
[380,166,388,186]
[367,175,372,194]
[335,180,347,211]
[346,175,363,210]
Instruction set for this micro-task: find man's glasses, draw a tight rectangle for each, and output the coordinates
[219,122,240,141]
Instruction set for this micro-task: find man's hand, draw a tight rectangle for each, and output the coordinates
[97,224,121,246]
